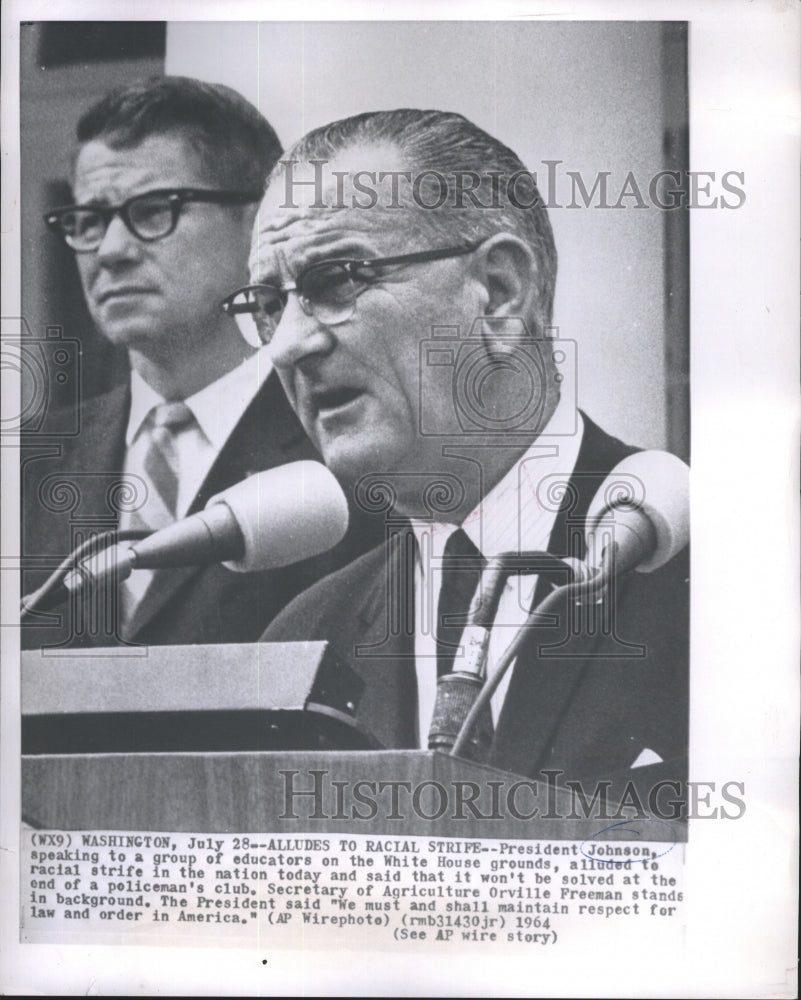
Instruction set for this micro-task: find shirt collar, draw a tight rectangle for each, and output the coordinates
[125,348,273,448]
[410,395,585,576]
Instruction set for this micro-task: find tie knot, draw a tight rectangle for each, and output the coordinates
[150,401,195,433]
[443,527,484,568]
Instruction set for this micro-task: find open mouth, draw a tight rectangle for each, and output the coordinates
[313,387,364,413]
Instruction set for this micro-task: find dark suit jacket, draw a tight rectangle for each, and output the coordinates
[21,373,384,650]
[261,414,689,786]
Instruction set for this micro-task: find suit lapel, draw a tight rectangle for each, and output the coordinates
[21,383,129,643]
[490,413,639,777]
[327,528,418,749]
[63,382,131,532]
[490,590,605,776]
[125,372,314,640]
[186,370,309,515]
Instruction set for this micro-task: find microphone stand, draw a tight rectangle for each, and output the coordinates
[20,529,151,621]
[427,551,577,760]
[449,549,616,759]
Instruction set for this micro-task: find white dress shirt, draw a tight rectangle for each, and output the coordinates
[410,401,584,746]
[119,348,273,611]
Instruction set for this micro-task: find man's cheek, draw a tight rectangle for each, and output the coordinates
[76,263,96,299]
[295,394,322,444]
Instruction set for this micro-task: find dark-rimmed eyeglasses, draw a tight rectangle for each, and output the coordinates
[44,187,262,253]
[221,242,484,344]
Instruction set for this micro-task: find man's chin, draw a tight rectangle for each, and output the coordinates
[92,321,157,350]
[319,439,404,496]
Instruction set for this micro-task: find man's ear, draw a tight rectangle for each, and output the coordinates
[472,233,539,321]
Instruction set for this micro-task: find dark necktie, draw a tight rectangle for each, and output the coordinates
[435,527,486,674]
[429,528,494,761]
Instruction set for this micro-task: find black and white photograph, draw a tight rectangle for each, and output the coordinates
[1,2,797,996]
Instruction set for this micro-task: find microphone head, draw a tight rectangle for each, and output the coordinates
[207,461,349,572]
[585,450,689,573]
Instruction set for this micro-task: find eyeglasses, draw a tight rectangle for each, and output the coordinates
[44,187,262,253]
[221,243,484,344]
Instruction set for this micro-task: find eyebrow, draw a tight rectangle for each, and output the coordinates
[69,195,114,208]
[67,186,187,208]
[252,238,384,285]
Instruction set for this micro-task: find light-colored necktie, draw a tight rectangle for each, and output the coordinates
[118,401,196,627]
[127,401,196,532]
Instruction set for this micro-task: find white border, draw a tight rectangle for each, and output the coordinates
[2,1,798,996]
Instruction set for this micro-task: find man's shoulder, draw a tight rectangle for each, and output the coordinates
[22,382,130,475]
[40,381,129,453]
[261,537,389,641]
[53,381,130,438]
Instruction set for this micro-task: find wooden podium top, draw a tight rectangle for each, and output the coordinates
[22,642,330,714]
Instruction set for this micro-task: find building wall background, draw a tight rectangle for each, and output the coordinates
[167,20,689,454]
[20,23,166,406]
[19,20,688,454]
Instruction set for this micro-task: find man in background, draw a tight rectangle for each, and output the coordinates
[22,76,381,649]
[234,108,689,787]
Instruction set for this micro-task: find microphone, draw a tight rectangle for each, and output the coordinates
[139,459,349,573]
[43,462,347,610]
[448,451,689,759]
[428,551,571,759]
[583,450,689,577]
[427,556,511,759]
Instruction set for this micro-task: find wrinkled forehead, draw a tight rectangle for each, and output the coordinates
[275,141,411,209]
[72,131,211,198]
[250,142,421,277]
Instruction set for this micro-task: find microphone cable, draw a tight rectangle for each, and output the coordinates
[449,555,613,760]
[20,529,151,623]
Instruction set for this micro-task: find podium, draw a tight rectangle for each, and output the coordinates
[22,643,682,841]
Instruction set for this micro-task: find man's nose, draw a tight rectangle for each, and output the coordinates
[267,295,336,369]
[95,213,143,267]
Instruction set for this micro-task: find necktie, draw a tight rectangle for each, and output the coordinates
[118,401,195,630]
[129,401,196,532]
[435,528,486,675]
[429,528,494,761]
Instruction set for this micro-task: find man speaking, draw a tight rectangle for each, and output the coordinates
[226,109,689,785]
